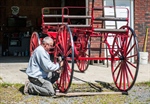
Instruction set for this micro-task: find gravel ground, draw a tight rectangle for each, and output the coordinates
[47,84,150,104]
[125,85,150,104]
[0,82,150,104]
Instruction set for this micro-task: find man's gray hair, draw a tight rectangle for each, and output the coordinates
[42,36,53,44]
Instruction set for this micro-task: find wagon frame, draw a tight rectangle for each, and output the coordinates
[30,0,139,93]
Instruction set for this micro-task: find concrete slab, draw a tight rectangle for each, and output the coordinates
[0,56,150,84]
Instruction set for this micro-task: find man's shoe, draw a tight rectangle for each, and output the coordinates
[24,81,29,95]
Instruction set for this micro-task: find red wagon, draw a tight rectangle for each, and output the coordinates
[30,1,139,93]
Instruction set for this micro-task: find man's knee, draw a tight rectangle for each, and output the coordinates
[48,90,55,96]
[44,80,55,95]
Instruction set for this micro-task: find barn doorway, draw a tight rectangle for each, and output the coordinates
[61,0,86,24]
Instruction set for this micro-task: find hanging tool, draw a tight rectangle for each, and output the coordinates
[143,27,149,52]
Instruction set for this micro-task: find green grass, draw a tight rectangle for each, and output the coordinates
[136,81,150,86]
[0,82,23,89]
[0,77,2,80]
[142,81,150,86]
[0,81,149,104]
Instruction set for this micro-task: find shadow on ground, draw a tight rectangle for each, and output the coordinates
[19,85,25,94]
[95,81,118,91]
[0,56,29,63]
[73,76,118,92]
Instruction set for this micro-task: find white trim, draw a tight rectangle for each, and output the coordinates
[130,0,134,29]
[130,0,134,62]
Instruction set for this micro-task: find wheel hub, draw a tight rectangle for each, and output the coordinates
[119,56,124,60]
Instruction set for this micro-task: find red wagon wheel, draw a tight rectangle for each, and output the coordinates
[111,26,139,91]
[54,24,74,93]
[76,41,90,72]
[30,32,41,56]
[76,52,90,72]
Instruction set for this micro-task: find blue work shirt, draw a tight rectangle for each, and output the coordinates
[26,45,59,79]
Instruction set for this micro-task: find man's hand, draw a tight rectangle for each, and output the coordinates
[58,56,64,62]
[57,64,63,73]
[57,60,64,73]
[59,61,64,67]
[58,56,64,67]
[57,56,64,73]
[57,68,63,73]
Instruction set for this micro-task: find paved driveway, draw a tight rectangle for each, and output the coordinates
[0,56,149,84]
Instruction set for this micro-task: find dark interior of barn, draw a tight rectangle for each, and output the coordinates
[0,0,85,56]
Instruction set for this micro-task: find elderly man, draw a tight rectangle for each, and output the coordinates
[24,36,63,96]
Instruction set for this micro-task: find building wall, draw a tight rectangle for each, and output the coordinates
[0,0,150,61]
[90,0,150,62]
[134,0,150,61]
[89,0,104,58]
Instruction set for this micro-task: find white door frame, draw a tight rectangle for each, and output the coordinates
[86,0,134,28]
[104,0,134,28]
[103,0,134,63]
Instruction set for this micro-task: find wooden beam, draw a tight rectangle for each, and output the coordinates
[55,91,127,97]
